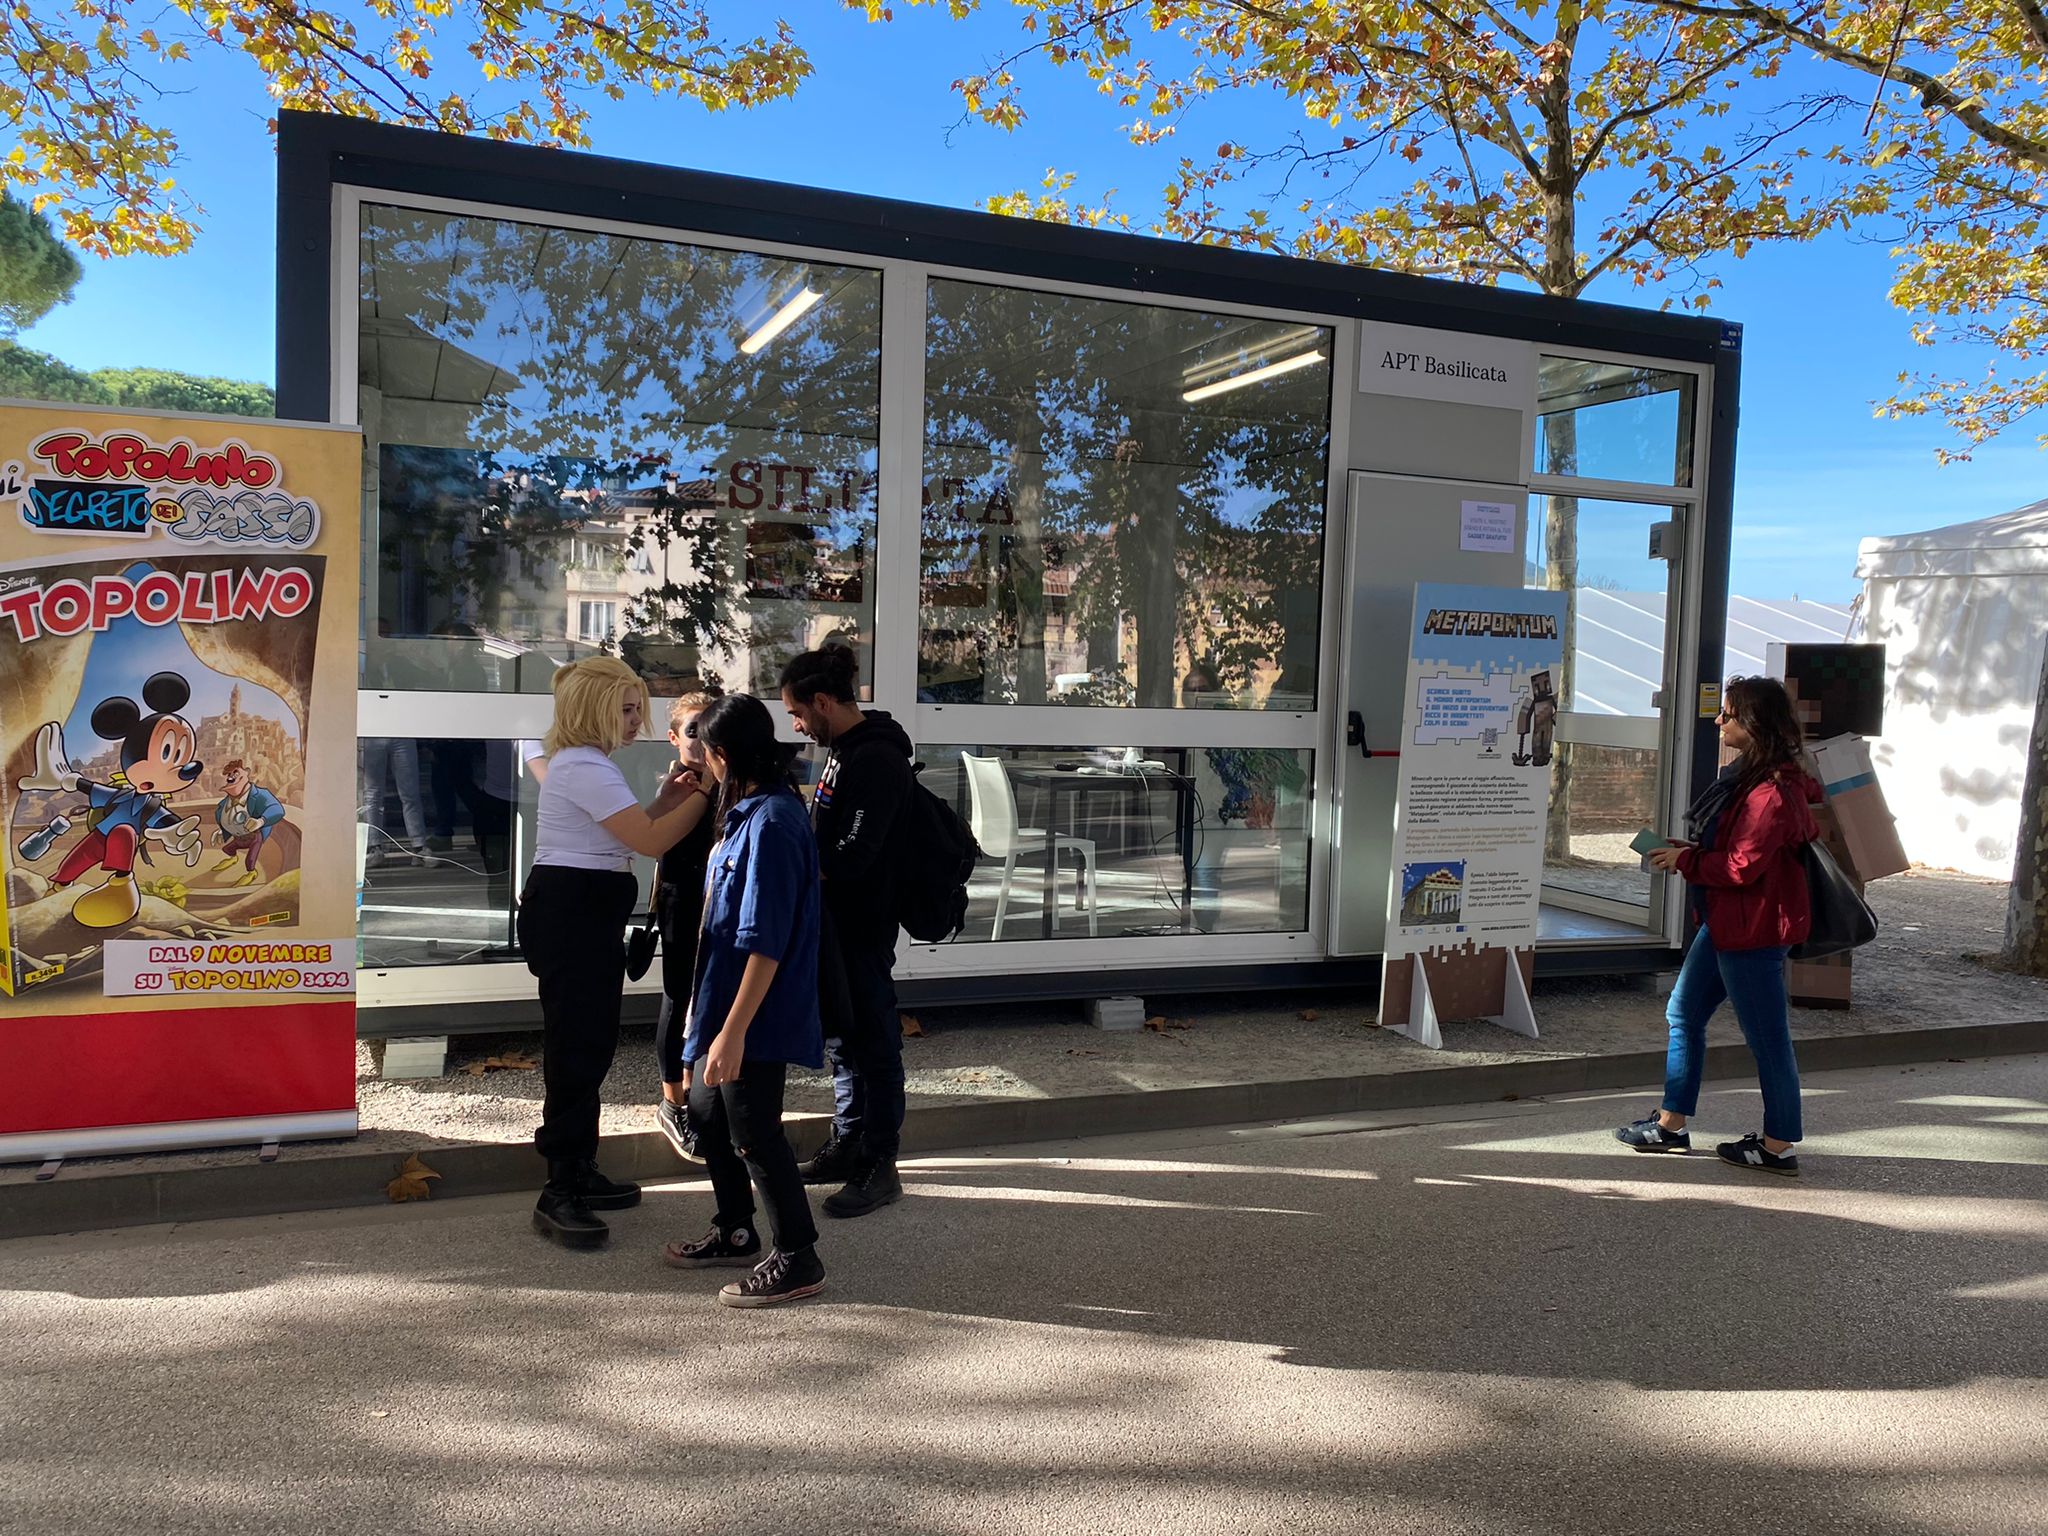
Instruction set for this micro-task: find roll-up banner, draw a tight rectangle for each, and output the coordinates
[1381,581,1568,1049]
[0,402,361,1162]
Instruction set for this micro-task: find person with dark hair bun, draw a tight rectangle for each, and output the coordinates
[1616,675,1821,1175]
[659,692,826,1308]
[779,642,914,1219]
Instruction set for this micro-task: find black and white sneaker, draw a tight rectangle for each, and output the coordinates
[662,1223,762,1269]
[656,1099,702,1163]
[719,1247,826,1308]
[1614,1114,1692,1153]
[1717,1133,1800,1177]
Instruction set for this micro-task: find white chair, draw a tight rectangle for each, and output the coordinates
[962,755,1099,939]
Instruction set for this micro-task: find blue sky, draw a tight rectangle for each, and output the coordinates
[17,5,2043,604]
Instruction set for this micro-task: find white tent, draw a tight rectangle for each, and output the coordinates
[1855,500,2048,880]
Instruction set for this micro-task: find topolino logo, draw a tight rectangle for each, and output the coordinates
[7,430,321,547]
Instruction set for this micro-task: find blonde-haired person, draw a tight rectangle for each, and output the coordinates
[521,656,711,1248]
[653,688,721,1160]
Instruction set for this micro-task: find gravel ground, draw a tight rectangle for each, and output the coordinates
[11,868,2044,1184]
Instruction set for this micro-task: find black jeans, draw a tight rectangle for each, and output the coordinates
[653,881,702,1087]
[688,1061,818,1253]
[821,908,906,1162]
[519,865,638,1165]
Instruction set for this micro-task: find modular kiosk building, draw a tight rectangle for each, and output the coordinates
[274,112,1741,1035]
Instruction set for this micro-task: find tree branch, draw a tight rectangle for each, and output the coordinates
[1635,0,2048,168]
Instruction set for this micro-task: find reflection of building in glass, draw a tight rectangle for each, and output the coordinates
[918,520,1322,709]
[372,448,873,696]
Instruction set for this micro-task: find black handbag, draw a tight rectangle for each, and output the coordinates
[1790,839,1879,960]
[624,887,659,981]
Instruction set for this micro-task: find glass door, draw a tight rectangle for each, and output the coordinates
[1527,351,1706,942]
[1526,496,1681,935]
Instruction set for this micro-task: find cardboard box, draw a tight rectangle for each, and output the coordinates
[1788,950,1853,1009]
[1809,735,1910,881]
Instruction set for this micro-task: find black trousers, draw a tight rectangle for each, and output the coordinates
[688,1061,818,1254]
[653,880,702,1087]
[820,908,906,1161]
[519,865,638,1165]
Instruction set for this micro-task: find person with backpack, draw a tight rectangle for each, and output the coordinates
[780,644,914,1219]
[1615,675,1821,1176]
[660,693,827,1308]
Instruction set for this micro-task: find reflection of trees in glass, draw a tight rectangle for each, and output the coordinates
[921,282,1328,709]
[359,205,881,686]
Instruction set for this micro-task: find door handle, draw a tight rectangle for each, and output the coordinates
[1348,709,1399,760]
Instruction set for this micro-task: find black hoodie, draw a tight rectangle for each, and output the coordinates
[811,708,914,944]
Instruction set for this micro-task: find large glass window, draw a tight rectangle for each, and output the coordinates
[919,281,1332,709]
[359,205,882,698]
[1535,356,1696,487]
[921,743,1313,941]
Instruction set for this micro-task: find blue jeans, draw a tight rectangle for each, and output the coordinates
[1663,930,1803,1143]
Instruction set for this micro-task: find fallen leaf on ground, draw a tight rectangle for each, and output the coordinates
[1144,1016,1168,1032]
[1300,1009,1320,1021]
[1065,1047,1100,1057]
[463,1051,539,1076]
[385,1153,441,1203]
[901,1014,925,1038]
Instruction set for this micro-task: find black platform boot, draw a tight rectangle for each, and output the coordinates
[533,1161,609,1248]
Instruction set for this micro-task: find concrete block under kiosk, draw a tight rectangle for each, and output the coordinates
[1090,997,1147,1032]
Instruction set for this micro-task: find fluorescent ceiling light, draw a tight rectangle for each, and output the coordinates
[1181,349,1325,402]
[740,286,824,354]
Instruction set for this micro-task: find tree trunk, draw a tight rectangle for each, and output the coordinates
[2003,641,2048,973]
[1009,429,1049,706]
[1537,34,1581,868]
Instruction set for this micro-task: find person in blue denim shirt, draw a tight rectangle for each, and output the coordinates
[660,693,827,1308]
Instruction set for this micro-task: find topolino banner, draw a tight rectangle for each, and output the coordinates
[0,401,361,1162]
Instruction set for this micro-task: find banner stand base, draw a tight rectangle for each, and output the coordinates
[1,1110,358,1168]
[1492,952,1540,1040]
[1390,952,1539,1052]
[1392,963,1445,1051]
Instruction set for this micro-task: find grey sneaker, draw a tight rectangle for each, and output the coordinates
[1614,1114,1692,1153]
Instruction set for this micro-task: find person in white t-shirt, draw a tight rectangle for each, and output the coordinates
[520,656,712,1249]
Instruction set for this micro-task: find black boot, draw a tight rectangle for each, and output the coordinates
[823,1156,903,1220]
[533,1161,609,1248]
[574,1159,642,1210]
[798,1132,862,1186]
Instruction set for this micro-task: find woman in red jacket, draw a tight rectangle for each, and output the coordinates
[1616,676,1820,1175]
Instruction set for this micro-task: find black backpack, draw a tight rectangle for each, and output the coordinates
[894,768,982,943]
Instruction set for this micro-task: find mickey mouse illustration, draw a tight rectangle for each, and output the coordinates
[16,671,207,930]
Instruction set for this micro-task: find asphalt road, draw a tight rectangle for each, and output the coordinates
[4,1055,2046,1535]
